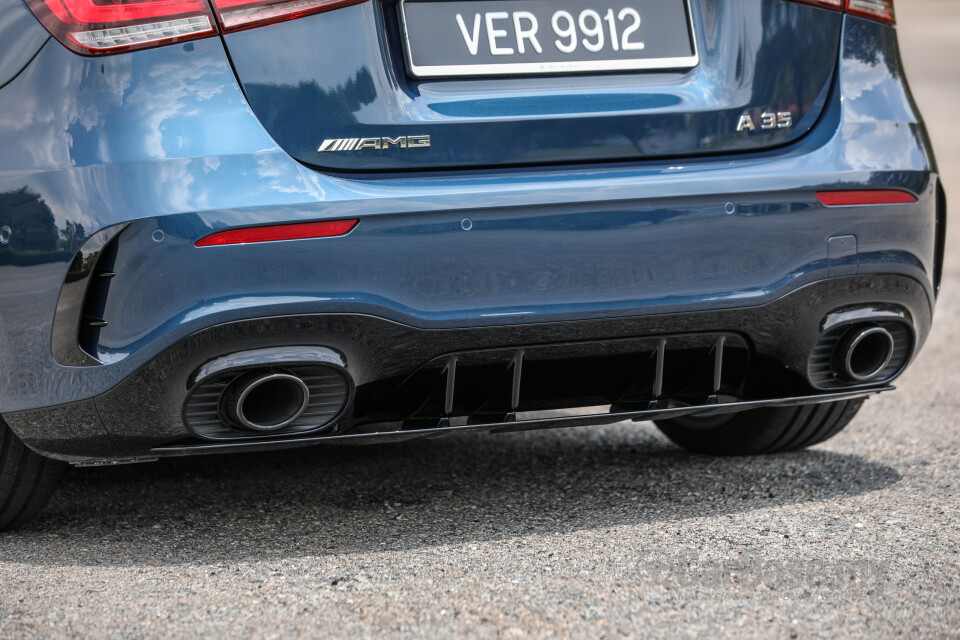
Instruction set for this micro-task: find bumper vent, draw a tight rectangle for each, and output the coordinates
[77,234,120,359]
[51,223,129,367]
[935,179,947,297]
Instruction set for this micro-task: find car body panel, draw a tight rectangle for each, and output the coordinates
[0,0,49,89]
[224,0,843,170]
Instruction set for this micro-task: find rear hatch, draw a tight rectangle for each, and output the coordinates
[222,0,843,171]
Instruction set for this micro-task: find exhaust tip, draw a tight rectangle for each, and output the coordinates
[833,325,896,383]
[222,371,311,432]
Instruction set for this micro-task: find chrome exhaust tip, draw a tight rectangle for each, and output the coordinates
[222,371,311,432]
[833,325,896,383]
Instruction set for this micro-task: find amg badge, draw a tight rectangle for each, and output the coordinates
[318,135,431,152]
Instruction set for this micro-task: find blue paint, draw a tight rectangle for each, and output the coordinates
[224,0,843,170]
[0,0,48,89]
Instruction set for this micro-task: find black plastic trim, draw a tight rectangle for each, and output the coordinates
[934,179,947,298]
[183,347,354,441]
[50,223,129,367]
[149,387,890,458]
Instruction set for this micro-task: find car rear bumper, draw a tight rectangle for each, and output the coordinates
[0,15,944,460]
[3,274,932,463]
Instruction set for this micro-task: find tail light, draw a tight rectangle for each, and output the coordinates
[846,0,896,24]
[24,0,368,55]
[24,0,218,54]
[789,0,896,24]
[209,0,368,32]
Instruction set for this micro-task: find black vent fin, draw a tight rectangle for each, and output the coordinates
[77,234,121,360]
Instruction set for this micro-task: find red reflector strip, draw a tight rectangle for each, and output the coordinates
[195,219,358,247]
[816,190,917,207]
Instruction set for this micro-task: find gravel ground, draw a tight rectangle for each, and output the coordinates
[2,2,959,638]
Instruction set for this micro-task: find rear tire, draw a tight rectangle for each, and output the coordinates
[0,417,66,530]
[654,399,864,456]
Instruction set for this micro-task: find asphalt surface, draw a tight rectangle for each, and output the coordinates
[2,2,959,638]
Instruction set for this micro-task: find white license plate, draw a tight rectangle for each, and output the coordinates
[400,0,699,78]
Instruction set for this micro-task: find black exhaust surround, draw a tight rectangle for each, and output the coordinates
[807,304,914,390]
[183,347,352,441]
[179,326,890,453]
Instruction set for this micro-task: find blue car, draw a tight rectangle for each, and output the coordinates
[0,0,944,528]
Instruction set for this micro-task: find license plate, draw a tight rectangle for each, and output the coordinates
[399,0,698,78]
